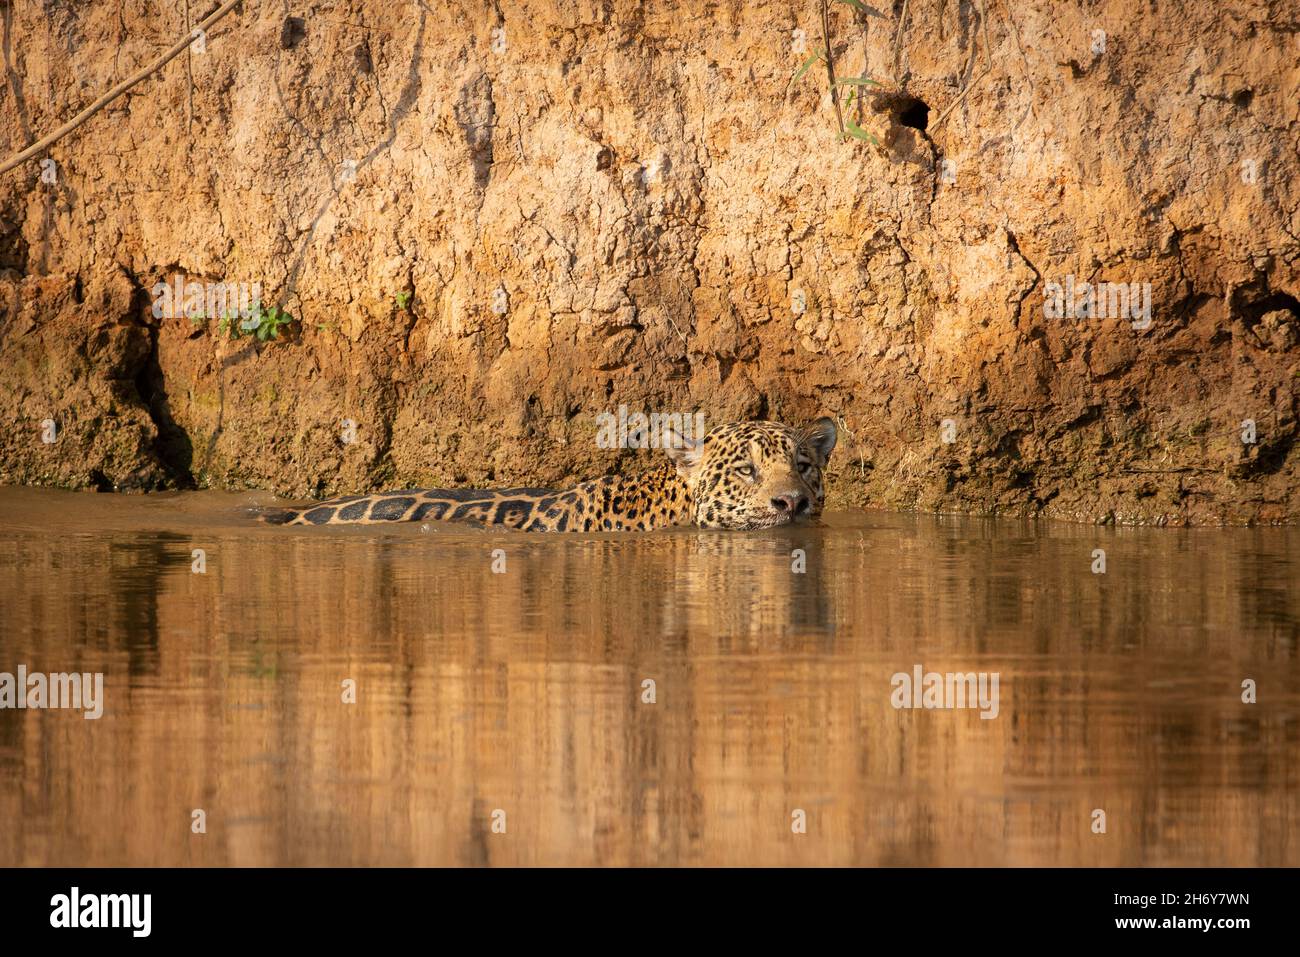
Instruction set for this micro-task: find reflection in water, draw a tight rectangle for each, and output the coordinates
[0,486,1296,866]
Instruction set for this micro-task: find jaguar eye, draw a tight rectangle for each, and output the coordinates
[797,460,814,474]
[735,464,756,480]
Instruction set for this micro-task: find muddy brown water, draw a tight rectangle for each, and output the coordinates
[0,486,1296,866]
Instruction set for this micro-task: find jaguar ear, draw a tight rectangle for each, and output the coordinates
[800,416,838,464]
[662,428,704,475]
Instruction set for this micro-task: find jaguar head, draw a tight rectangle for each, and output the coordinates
[665,417,838,530]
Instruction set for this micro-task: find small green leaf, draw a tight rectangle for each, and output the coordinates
[791,49,824,84]
[845,119,881,145]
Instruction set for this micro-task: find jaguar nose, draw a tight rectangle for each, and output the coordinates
[771,493,810,517]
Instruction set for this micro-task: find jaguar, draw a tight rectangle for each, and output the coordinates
[260,416,838,532]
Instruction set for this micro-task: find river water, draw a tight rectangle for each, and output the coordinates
[0,486,1296,865]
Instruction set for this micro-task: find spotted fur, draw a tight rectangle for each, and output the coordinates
[260,417,837,531]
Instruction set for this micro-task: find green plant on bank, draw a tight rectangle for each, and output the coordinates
[395,291,412,310]
[216,304,295,341]
[792,0,882,145]
[246,649,278,680]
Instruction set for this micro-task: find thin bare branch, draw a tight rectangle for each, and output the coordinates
[931,0,994,132]
[0,0,242,176]
[892,0,909,84]
[820,0,846,138]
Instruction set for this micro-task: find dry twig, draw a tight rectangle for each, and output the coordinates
[931,0,993,132]
[820,0,846,138]
[0,0,242,176]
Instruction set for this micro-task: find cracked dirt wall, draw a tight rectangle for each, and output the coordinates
[1,0,1298,524]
